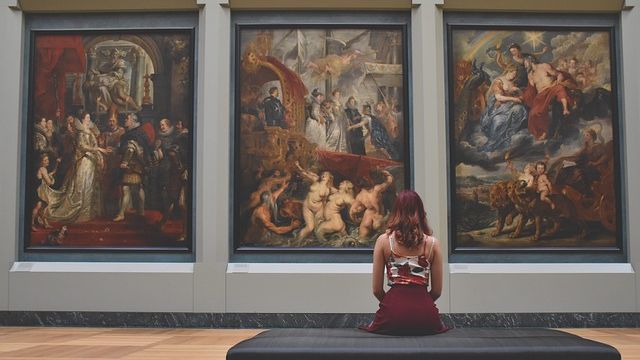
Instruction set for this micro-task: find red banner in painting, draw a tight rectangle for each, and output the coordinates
[316,150,401,181]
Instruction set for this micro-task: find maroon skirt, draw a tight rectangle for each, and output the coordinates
[360,284,448,336]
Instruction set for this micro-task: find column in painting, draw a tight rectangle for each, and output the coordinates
[128,48,140,107]
[168,36,191,123]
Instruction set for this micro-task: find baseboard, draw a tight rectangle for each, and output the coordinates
[0,312,638,328]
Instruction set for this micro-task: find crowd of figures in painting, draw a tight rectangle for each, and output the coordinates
[28,33,193,248]
[451,29,618,248]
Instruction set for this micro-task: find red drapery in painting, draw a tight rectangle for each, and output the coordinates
[34,35,86,120]
[316,150,401,181]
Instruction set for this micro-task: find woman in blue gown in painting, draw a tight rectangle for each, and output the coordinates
[479,65,528,152]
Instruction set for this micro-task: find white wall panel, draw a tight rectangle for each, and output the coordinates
[9,264,194,311]
[621,1,640,312]
[192,0,230,313]
[0,0,24,311]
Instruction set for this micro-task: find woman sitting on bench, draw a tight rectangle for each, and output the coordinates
[360,190,448,335]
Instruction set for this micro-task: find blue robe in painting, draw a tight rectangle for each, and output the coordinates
[479,94,528,152]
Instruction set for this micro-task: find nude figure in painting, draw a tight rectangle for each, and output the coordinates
[316,180,355,240]
[350,170,394,241]
[523,55,571,140]
[295,161,336,241]
[242,170,291,213]
[243,181,301,245]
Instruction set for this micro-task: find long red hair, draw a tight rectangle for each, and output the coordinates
[386,190,432,248]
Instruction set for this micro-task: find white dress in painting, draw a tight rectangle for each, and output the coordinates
[305,100,327,149]
[325,99,349,153]
[40,120,105,223]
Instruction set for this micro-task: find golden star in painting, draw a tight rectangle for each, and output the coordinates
[522,31,546,51]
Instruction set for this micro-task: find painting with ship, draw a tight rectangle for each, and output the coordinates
[235,27,410,249]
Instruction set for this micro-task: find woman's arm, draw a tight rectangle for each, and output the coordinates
[428,237,443,301]
[77,133,110,154]
[372,234,387,302]
[295,161,319,182]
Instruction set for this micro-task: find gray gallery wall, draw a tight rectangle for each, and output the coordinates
[0,0,638,314]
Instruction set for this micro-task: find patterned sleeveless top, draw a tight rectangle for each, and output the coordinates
[386,232,435,287]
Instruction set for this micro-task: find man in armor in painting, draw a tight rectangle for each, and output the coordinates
[262,87,285,128]
[100,114,126,215]
[113,113,149,222]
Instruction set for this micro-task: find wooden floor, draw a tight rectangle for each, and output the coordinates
[0,327,637,359]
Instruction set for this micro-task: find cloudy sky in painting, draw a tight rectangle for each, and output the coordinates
[451,29,614,179]
[452,30,611,87]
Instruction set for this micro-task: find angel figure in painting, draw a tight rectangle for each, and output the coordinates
[31,153,60,230]
[535,161,555,209]
[306,51,361,81]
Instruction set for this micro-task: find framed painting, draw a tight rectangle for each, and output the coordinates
[21,14,196,258]
[445,13,624,257]
[232,13,411,254]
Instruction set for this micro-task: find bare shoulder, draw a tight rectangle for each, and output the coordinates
[374,232,391,251]
[428,235,441,249]
[375,232,389,245]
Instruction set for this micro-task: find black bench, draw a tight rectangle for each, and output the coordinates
[227,328,620,360]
